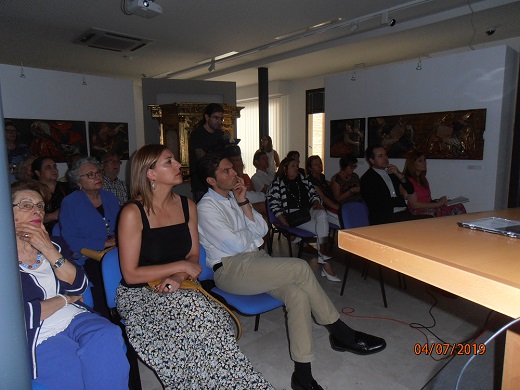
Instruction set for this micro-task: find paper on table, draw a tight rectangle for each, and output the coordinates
[445,196,469,206]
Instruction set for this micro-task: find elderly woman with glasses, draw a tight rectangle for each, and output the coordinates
[57,156,120,316]
[11,180,129,389]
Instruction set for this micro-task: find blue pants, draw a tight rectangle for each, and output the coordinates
[33,312,129,390]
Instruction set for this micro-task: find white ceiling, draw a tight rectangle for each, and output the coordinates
[1,0,520,87]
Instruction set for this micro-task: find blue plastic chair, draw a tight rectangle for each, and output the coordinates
[82,283,95,308]
[198,245,284,332]
[100,248,142,390]
[265,199,315,258]
[338,202,388,307]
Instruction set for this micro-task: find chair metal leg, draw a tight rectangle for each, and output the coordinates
[340,256,351,296]
[254,314,261,331]
[296,241,304,258]
[362,261,370,279]
[377,265,388,308]
[398,273,407,289]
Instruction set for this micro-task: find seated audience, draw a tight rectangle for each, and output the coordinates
[286,150,306,176]
[403,150,466,217]
[116,144,273,389]
[260,135,280,179]
[32,156,71,234]
[306,155,340,227]
[101,152,129,206]
[58,157,119,317]
[12,181,129,389]
[330,154,363,205]
[360,144,431,225]
[16,155,37,182]
[268,157,340,281]
[251,150,273,192]
[197,153,386,390]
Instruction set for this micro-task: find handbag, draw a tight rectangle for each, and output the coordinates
[147,279,242,340]
[285,209,311,227]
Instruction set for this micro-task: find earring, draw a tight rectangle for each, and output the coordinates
[151,181,157,190]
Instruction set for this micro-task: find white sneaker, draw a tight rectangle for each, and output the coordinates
[321,268,341,282]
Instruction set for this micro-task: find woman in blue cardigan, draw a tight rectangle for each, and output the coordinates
[12,181,128,389]
[58,156,120,316]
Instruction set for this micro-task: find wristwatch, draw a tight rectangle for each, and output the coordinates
[237,199,250,206]
[52,257,66,269]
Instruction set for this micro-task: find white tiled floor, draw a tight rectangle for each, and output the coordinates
[138,238,504,390]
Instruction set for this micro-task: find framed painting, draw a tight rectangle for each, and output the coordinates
[330,118,366,158]
[88,122,129,161]
[5,118,87,163]
[367,109,486,159]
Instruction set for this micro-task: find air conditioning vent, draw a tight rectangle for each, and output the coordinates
[73,28,152,52]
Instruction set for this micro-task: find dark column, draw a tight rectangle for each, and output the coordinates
[0,87,32,389]
[258,67,269,147]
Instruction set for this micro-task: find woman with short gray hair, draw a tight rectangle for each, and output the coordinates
[58,156,120,316]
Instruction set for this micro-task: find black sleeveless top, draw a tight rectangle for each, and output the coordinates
[122,196,192,287]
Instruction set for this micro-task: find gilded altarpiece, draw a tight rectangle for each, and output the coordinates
[148,103,242,173]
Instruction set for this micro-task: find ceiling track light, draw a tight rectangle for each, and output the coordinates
[208,58,216,72]
[351,71,357,81]
[348,23,359,33]
[82,71,88,85]
[381,11,396,27]
[416,57,422,70]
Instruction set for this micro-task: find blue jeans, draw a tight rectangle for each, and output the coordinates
[33,312,129,390]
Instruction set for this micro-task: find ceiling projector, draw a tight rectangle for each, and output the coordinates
[127,0,163,18]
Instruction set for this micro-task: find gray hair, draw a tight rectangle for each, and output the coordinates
[67,156,101,185]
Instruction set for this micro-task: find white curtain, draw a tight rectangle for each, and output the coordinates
[236,95,288,177]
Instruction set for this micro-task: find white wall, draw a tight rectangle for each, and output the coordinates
[0,64,137,179]
[325,45,518,212]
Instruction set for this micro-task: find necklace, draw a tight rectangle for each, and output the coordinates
[19,253,43,270]
[285,180,303,208]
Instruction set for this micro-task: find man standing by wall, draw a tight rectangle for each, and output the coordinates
[189,103,225,202]
[101,152,128,206]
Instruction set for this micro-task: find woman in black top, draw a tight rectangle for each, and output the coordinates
[116,144,273,389]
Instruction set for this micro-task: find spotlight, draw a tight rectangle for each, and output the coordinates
[143,0,149,6]
[486,27,496,36]
[416,57,422,71]
[208,58,216,72]
[381,11,396,27]
[351,71,356,81]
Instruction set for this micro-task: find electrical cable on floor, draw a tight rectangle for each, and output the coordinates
[455,316,520,390]
[341,285,496,362]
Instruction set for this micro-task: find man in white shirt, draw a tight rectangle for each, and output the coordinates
[251,150,273,192]
[197,153,386,390]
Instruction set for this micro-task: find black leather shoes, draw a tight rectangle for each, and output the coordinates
[329,331,386,355]
[291,373,324,390]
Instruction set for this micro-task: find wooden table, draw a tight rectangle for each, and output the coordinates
[338,208,520,389]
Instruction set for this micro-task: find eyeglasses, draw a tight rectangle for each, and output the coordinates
[12,201,45,211]
[210,116,225,121]
[80,169,103,179]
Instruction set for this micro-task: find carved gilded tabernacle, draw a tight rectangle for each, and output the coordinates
[148,103,242,169]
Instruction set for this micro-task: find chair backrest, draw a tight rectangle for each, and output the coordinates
[198,244,214,281]
[265,198,279,225]
[339,202,370,229]
[100,247,121,309]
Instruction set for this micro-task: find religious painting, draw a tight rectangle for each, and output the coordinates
[5,118,87,163]
[330,118,365,158]
[367,109,486,159]
[88,122,129,161]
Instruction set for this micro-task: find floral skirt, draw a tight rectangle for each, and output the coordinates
[116,285,273,390]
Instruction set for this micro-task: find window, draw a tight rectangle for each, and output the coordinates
[306,88,325,167]
[236,95,288,176]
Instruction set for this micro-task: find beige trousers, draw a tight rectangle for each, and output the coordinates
[214,250,340,362]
